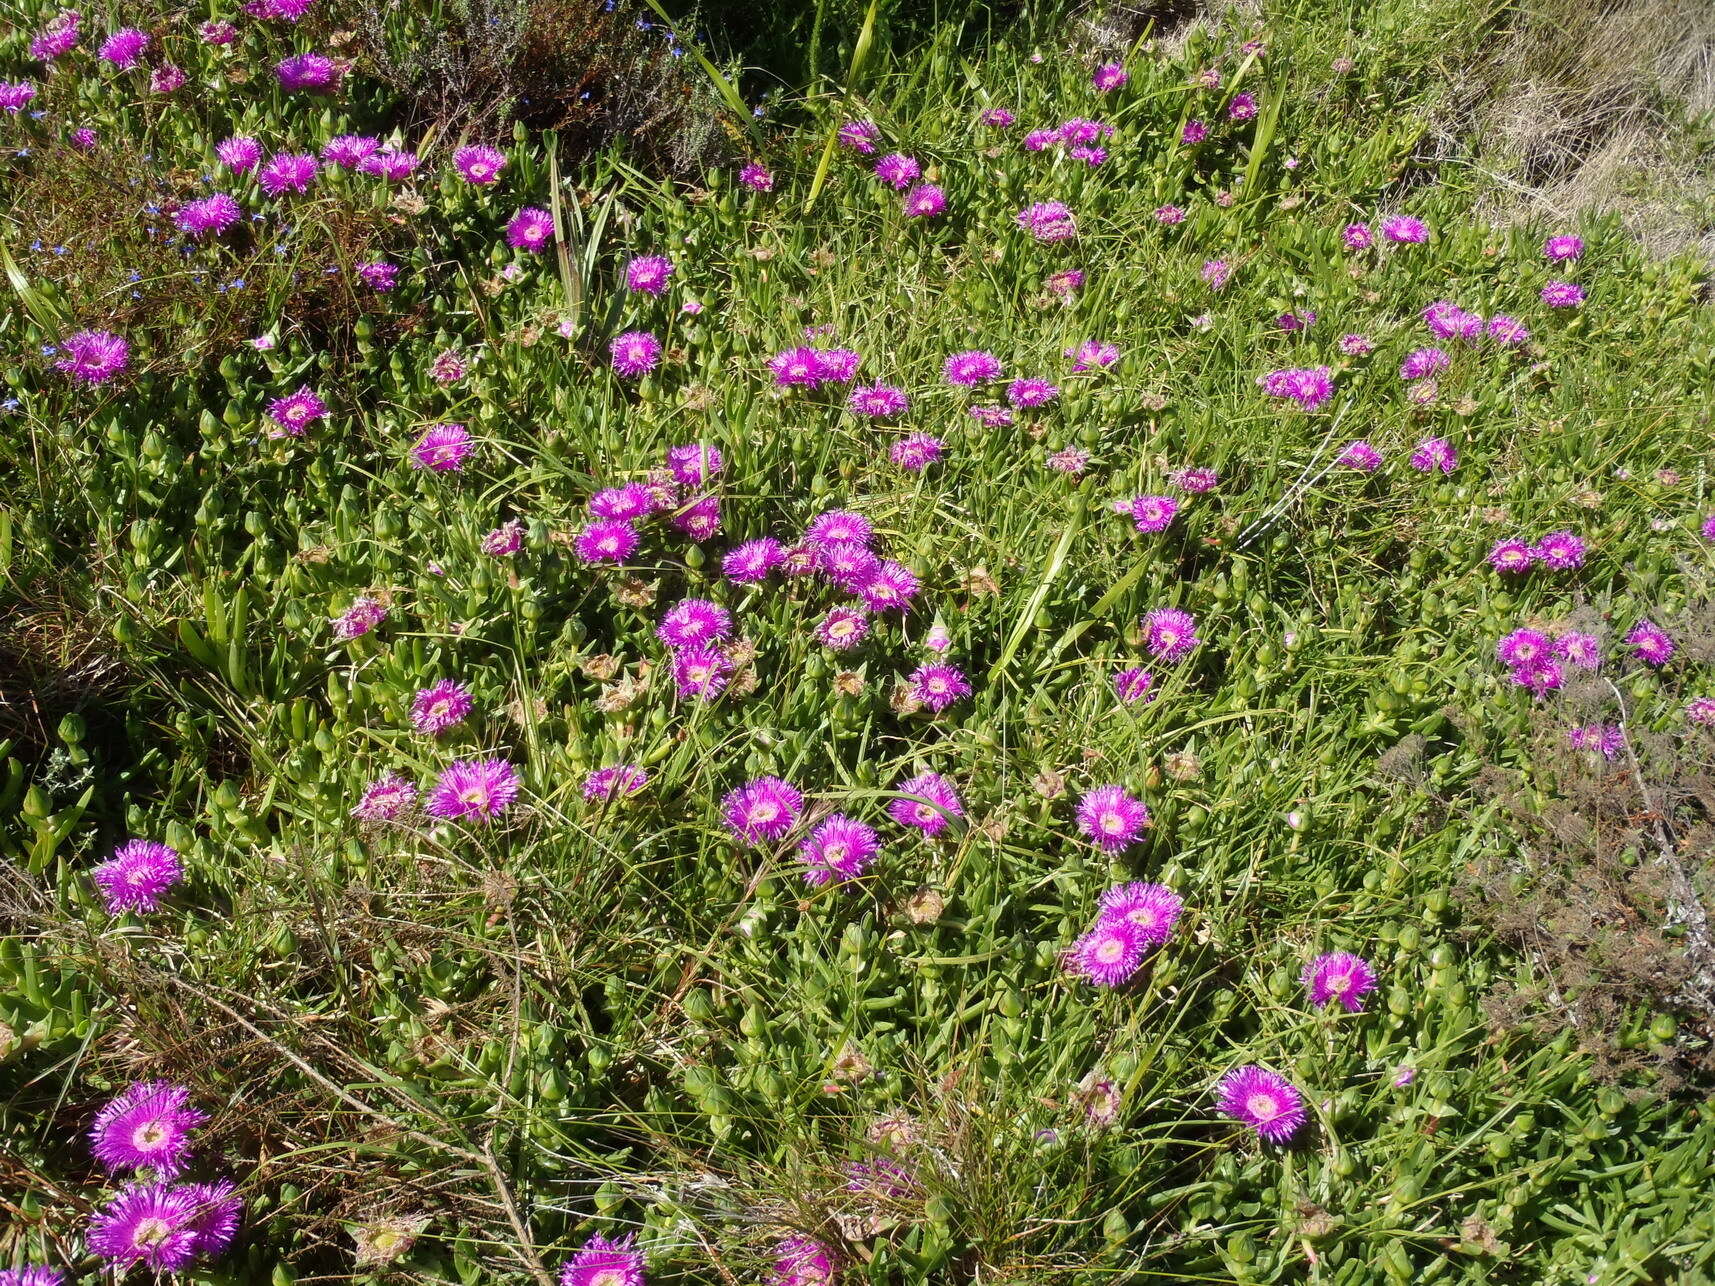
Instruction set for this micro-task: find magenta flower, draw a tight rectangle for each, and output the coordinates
[1496,628,1551,669]
[182,1180,242,1259]
[1487,315,1530,345]
[92,840,183,914]
[837,120,880,153]
[1555,631,1601,670]
[798,815,880,885]
[0,1267,64,1286]
[771,1235,835,1286]
[1422,300,1483,342]
[275,52,340,91]
[90,1082,207,1177]
[558,1234,643,1286]
[1091,61,1128,91]
[1400,348,1450,381]
[1703,514,1715,543]
[812,348,860,382]
[55,330,129,385]
[1046,269,1083,296]
[1534,530,1586,570]
[358,261,399,292]
[889,433,943,473]
[1541,280,1584,308]
[1075,785,1149,852]
[666,443,723,487]
[888,771,963,836]
[258,152,318,196]
[426,757,520,823]
[1097,882,1183,944]
[1181,119,1209,144]
[411,423,473,471]
[1338,332,1373,356]
[575,520,638,564]
[352,771,417,821]
[1066,340,1120,372]
[321,134,379,168]
[1112,667,1153,704]
[1006,377,1059,408]
[1257,366,1334,411]
[98,28,150,69]
[1544,234,1584,262]
[1626,620,1675,666]
[722,538,784,583]
[506,206,555,251]
[333,596,387,641]
[818,542,880,591]
[1170,467,1219,494]
[910,662,970,712]
[174,196,241,241]
[971,405,1015,429]
[1227,92,1258,121]
[845,385,908,420]
[854,562,916,614]
[1568,723,1625,760]
[1126,495,1179,534]
[1341,222,1373,250]
[1686,696,1715,727]
[1016,201,1077,242]
[903,183,947,218]
[29,11,80,62]
[739,162,773,191]
[358,147,419,181]
[1068,919,1147,987]
[1024,128,1056,151]
[944,350,1002,386]
[265,386,327,436]
[980,108,1015,127]
[769,347,823,386]
[672,643,733,699]
[1487,539,1536,573]
[410,680,474,735]
[453,144,507,184]
[805,510,873,549]
[673,494,722,542]
[1214,1066,1305,1142]
[873,152,920,189]
[1302,951,1377,1012]
[817,606,869,651]
[199,19,239,43]
[1142,607,1199,663]
[589,483,654,521]
[1154,204,1186,225]
[582,766,648,801]
[87,1183,203,1272]
[1338,440,1381,471]
[657,598,732,649]
[723,776,803,844]
[609,331,662,378]
[1408,437,1457,474]
[1380,214,1428,243]
[626,255,675,295]
[216,137,263,173]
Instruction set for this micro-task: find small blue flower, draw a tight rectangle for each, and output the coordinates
[40,344,57,355]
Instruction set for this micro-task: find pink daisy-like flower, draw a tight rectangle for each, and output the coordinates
[358,147,419,181]
[506,206,555,252]
[1016,201,1077,242]
[275,52,340,91]
[1496,628,1551,669]
[1488,315,1530,346]
[1112,667,1153,704]
[87,1183,202,1272]
[55,330,130,386]
[1067,919,1147,987]
[1400,348,1450,381]
[1097,882,1183,944]
[887,771,963,837]
[1257,366,1334,411]
[1554,631,1601,670]
[1170,467,1219,494]
[425,757,519,823]
[1701,513,1715,543]
[453,144,507,184]
[723,776,803,845]
[805,509,873,549]
[321,134,379,168]
[1142,607,1199,663]
[1338,440,1381,472]
[849,384,909,417]
[723,538,785,583]
[1006,377,1059,409]
[1182,119,1209,144]
[1685,696,1715,727]
[1227,92,1258,121]
[672,643,733,699]
[1092,61,1127,91]
[739,162,773,191]
[1487,539,1536,574]
[410,680,474,735]
[903,183,947,218]
[817,606,870,651]
[1408,437,1457,474]
[1535,530,1586,569]
[889,433,943,473]
[1338,332,1374,356]
[657,598,732,649]
[1301,951,1377,1012]
[944,350,1002,387]
[352,771,417,821]
[672,494,722,542]
[267,386,327,436]
[837,120,880,153]
[1214,1065,1305,1142]
[1154,204,1186,225]
[798,815,880,885]
[1626,621,1674,666]
[1066,340,1120,372]
[910,662,970,713]
[1342,222,1373,251]
[1379,214,1427,244]
[1075,785,1149,852]
[411,423,473,471]
[625,255,674,295]
[98,28,150,70]
[1127,495,1179,534]
[216,136,263,173]
[770,1235,835,1286]
[90,1082,207,1177]
[1544,234,1584,262]
[575,520,638,565]
[582,766,648,801]
[1541,280,1584,308]
[558,1233,643,1286]
[589,483,655,521]
[769,346,823,386]
[483,520,524,555]
[182,1180,242,1259]
[610,331,662,378]
[258,152,318,196]
[873,152,920,189]
[666,443,723,487]
[1046,269,1083,296]
[859,561,920,614]
[332,597,387,641]
[980,108,1015,127]
[92,840,183,914]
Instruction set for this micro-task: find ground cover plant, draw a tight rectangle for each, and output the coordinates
[3,0,1715,1282]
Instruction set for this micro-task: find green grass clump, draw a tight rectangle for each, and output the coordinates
[2,1,1714,1283]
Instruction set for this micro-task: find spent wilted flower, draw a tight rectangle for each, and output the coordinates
[92,840,183,913]
[351,1214,428,1266]
[90,1082,206,1177]
[1075,786,1149,852]
[1302,951,1378,1012]
[1214,1066,1305,1143]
